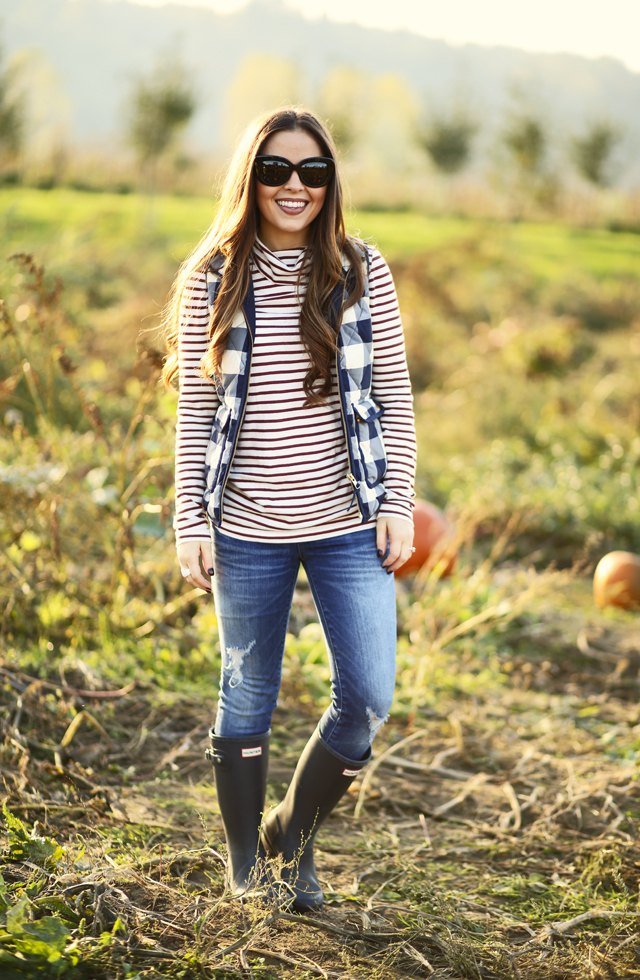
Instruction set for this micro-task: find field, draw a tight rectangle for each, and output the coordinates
[1,188,640,979]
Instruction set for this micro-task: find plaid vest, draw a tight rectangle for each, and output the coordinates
[202,248,387,526]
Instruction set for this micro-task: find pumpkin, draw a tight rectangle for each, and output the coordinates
[395,499,455,578]
[593,551,640,609]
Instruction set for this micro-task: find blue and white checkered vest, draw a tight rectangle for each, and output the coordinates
[202,247,387,526]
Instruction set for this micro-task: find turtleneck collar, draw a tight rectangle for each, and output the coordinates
[252,236,309,284]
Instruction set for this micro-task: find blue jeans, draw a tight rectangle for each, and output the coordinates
[211,526,396,761]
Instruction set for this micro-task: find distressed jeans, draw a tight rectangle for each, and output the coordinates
[211,525,397,761]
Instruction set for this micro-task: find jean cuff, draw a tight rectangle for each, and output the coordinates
[315,727,372,767]
[209,728,271,743]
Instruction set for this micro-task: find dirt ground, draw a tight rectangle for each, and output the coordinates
[2,586,640,979]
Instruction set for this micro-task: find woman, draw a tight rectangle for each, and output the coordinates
[163,108,416,910]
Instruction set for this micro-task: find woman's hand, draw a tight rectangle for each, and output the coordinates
[177,540,214,593]
[376,515,414,573]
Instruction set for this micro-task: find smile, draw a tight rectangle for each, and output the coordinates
[276,200,308,215]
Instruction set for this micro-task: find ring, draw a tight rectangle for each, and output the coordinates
[410,547,416,554]
[180,567,191,577]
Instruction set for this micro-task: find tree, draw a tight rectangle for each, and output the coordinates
[316,67,369,152]
[503,115,546,176]
[223,55,302,150]
[127,58,196,181]
[367,74,420,177]
[499,109,559,214]
[419,115,477,174]
[571,122,620,187]
[0,46,24,163]
[3,49,71,186]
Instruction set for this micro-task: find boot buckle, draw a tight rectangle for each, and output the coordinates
[205,747,230,769]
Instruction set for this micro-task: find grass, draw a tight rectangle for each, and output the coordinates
[1,187,640,978]
[2,569,640,979]
[351,209,640,273]
[0,188,217,261]
[3,187,640,272]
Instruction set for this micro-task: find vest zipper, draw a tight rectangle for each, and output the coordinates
[218,309,253,523]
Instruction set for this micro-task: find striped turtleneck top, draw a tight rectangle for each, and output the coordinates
[175,238,416,543]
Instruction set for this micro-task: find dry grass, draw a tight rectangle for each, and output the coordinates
[2,580,640,979]
[2,214,640,978]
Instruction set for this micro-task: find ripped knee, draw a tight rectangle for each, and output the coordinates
[224,639,256,688]
[366,705,389,741]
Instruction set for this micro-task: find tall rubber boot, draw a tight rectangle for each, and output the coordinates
[205,729,270,899]
[261,728,370,911]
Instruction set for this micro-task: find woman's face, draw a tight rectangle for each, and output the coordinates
[255,129,329,251]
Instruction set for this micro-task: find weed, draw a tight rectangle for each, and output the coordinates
[1,193,640,977]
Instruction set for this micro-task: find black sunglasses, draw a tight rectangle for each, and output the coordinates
[254,155,335,188]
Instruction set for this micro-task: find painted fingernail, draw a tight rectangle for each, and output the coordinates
[377,549,383,556]
[207,568,214,575]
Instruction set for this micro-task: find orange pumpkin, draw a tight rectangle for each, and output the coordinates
[396,499,455,578]
[593,551,640,609]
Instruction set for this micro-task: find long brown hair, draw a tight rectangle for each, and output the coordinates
[162,107,365,404]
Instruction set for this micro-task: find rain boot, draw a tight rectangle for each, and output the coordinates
[261,728,370,911]
[206,729,270,899]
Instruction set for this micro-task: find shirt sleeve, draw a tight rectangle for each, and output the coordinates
[174,270,220,544]
[368,247,417,524]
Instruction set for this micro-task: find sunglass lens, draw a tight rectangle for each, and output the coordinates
[255,158,290,185]
[299,161,333,187]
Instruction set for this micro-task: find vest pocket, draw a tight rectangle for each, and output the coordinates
[353,398,384,424]
[352,398,387,484]
[204,404,233,497]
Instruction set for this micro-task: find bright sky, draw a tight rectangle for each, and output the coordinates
[145,0,640,73]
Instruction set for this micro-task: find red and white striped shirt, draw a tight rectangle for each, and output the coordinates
[175,240,416,543]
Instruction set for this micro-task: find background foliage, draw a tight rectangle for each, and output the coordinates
[1,188,640,977]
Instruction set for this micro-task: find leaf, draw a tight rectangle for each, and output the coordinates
[32,897,80,924]
[111,916,126,936]
[0,947,33,980]
[2,803,65,871]
[15,915,70,956]
[5,897,29,935]
[6,896,71,961]
[25,878,47,900]
[2,805,31,846]
[0,873,9,913]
